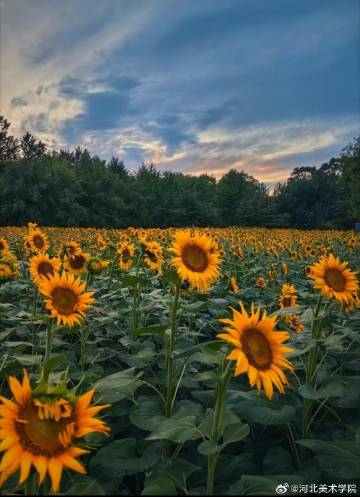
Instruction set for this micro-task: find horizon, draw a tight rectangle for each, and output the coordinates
[1,0,359,186]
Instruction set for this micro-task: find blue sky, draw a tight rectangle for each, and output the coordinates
[1,0,359,184]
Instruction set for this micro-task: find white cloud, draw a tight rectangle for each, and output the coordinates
[69,115,359,184]
[0,0,162,142]
[1,0,358,184]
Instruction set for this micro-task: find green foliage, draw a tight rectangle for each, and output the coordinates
[0,227,359,495]
[1,116,358,228]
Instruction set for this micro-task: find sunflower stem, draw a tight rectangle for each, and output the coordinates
[301,294,323,442]
[106,252,118,292]
[162,280,181,463]
[31,285,38,357]
[132,253,144,329]
[80,322,87,371]
[45,318,53,363]
[59,247,66,276]
[85,270,91,292]
[165,279,181,418]
[206,359,233,496]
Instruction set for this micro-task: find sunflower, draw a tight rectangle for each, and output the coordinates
[63,241,81,258]
[218,301,293,399]
[0,261,15,280]
[27,222,38,231]
[39,272,95,327]
[97,235,110,252]
[24,228,49,254]
[305,265,313,277]
[87,257,109,274]
[281,263,288,275]
[285,314,304,334]
[0,238,10,253]
[278,283,298,309]
[2,250,17,262]
[0,258,18,281]
[118,242,135,270]
[0,370,110,493]
[63,251,90,276]
[143,241,163,273]
[256,277,267,289]
[169,230,221,292]
[24,240,33,257]
[268,269,276,281]
[309,253,358,304]
[29,253,61,288]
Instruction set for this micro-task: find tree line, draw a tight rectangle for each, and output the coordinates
[0,116,359,229]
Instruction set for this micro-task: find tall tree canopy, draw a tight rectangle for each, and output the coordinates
[0,117,358,228]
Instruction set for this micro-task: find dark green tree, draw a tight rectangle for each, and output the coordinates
[0,116,19,160]
[20,132,46,160]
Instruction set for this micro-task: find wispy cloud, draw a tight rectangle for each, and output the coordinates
[1,0,359,181]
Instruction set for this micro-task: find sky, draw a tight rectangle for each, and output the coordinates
[1,0,359,185]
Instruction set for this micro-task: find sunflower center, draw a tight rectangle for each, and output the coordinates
[122,248,130,262]
[241,328,273,370]
[182,245,208,272]
[282,296,292,307]
[0,241,5,250]
[38,262,54,277]
[16,400,75,456]
[70,255,85,270]
[324,268,346,292]
[145,249,158,263]
[33,235,45,249]
[51,287,79,314]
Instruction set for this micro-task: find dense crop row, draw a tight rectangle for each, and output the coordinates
[0,225,359,495]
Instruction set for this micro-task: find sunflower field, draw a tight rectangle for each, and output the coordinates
[0,224,359,496]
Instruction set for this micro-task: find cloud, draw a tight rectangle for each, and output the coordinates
[68,115,358,187]
[1,0,359,180]
[11,97,28,107]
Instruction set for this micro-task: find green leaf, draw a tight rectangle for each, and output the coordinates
[190,347,224,365]
[271,306,303,317]
[122,274,148,287]
[4,341,33,348]
[0,359,24,377]
[130,323,170,336]
[287,340,316,358]
[236,474,307,495]
[297,439,360,478]
[95,368,141,403]
[65,478,105,495]
[12,354,42,367]
[222,422,250,445]
[298,378,344,400]
[142,476,177,495]
[161,270,181,286]
[147,415,198,443]
[193,370,218,383]
[42,353,66,380]
[236,403,296,425]
[198,439,219,455]
[89,438,160,481]
[162,458,200,489]
[183,301,208,313]
[300,307,314,323]
[263,447,294,474]
[208,298,228,306]
[130,396,166,432]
